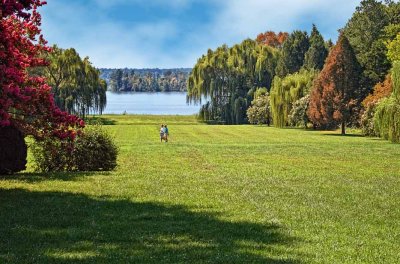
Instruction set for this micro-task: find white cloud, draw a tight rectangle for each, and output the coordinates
[40,0,362,68]
[209,0,360,44]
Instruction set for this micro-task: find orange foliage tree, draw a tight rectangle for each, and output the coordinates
[308,34,362,135]
[362,74,393,107]
[256,31,288,48]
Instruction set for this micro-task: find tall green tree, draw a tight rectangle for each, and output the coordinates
[276,31,310,77]
[188,39,279,124]
[343,0,391,94]
[308,34,362,135]
[42,46,107,118]
[270,70,317,127]
[303,24,328,71]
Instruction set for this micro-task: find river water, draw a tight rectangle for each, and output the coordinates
[103,92,201,115]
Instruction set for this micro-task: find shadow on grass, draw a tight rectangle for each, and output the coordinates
[0,171,110,183]
[0,189,300,263]
[84,117,117,125]
[322,133,365,138]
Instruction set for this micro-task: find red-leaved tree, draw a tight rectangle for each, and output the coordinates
[256,31,288,49]
[1,0,84,173]
[0,0,84,139]
[307,33,361,135]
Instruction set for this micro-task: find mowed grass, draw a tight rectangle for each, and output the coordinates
[1,115,400,263]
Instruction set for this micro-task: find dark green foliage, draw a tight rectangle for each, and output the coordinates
[109,69,124,91]
[374,61,400,142]
[188,39,279,124]
[73,126,118,171]
[303,25,329,71]
[288,95,310,128]
[343,0,392,94]
[31,126,118,172]
[0,126,27,174]
[276,30,310,77]
[386,0,400,24]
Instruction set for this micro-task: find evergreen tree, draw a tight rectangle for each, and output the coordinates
[308,34,362,134]
[276,30,310,77]
[343,0,391,94]
[303,24,328,71]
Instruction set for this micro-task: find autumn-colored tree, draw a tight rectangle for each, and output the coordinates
[362,74,393,107]
[308,34,362,135]
[0,1,83,173]
[360,74,392,136]
[256,31,288,49]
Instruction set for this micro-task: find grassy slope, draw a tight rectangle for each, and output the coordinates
[1,115,399,263]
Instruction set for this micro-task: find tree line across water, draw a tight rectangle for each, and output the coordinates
[100,68,191,92]
[188,0,400,142]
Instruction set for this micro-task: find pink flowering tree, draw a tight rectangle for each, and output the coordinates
[1,0,84,173]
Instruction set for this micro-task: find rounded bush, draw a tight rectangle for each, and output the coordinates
[73,126,118,171]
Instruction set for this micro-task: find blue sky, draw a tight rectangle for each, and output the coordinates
[40,0,361,68]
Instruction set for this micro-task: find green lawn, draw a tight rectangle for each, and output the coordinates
[1,115,399,263]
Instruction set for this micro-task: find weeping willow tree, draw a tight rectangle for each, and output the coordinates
[270,70,317,127]
[187,39,279,124]
[374,61,400,142]
[40,46,107,118]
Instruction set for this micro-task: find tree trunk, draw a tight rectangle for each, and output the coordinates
[0,126,27,174]
[341,121,346,135]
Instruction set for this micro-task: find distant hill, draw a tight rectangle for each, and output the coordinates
[98,68,192,92]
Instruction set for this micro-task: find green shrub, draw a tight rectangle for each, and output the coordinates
[73,126,118,171]
[31,126,118,172]
[31,138,75,172]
